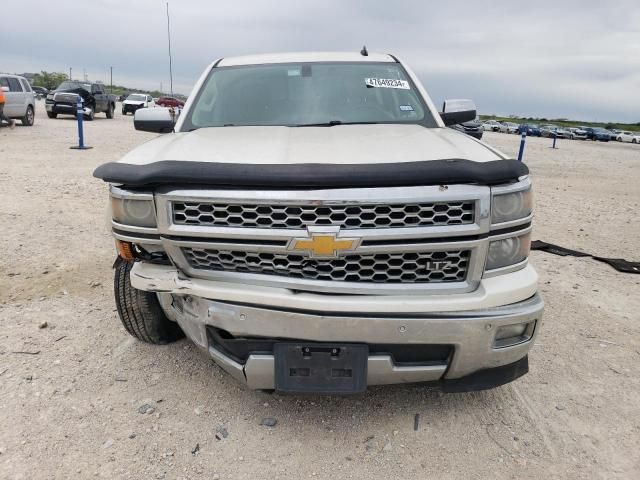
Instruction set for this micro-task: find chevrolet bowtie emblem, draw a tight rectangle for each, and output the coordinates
[288,233,360,258]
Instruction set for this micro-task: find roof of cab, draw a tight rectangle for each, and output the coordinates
[217,51,396,67]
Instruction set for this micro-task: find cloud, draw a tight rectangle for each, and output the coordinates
[1,0,638,122]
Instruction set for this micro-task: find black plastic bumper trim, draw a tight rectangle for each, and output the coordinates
[441,355,529,392]
[94,159,528,189]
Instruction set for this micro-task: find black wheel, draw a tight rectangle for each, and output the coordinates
[21,105,35,126]
[633,139,637,144]
[106,103,114,119]
[114,259,184,344]
[122,109,126,115]
[85,105,95,121]
[47,111,57,119]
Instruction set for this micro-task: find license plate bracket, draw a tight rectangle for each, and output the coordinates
[274,343,368,394]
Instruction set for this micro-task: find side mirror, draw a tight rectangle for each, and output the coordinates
[134,107,177,133]
[440,99,477,126]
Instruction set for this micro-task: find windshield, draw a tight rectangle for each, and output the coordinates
[127,94,147,101]
[183,62,436,129]
[57,81,91,92]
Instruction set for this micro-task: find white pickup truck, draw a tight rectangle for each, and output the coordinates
[94,51,543,394]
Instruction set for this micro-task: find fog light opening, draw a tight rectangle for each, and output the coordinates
[493,321,536,348]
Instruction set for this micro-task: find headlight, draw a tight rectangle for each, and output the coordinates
[491,186,533,224]
[486,233,531,270]
[110,196,157,227]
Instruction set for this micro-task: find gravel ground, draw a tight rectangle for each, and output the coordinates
[1,106,639,479]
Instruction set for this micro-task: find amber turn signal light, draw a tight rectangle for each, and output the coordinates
[115,240,136,261]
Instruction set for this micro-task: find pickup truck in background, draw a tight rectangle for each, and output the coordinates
[122,93,155,115]
[94,51,543,394]
[45,81,116,120]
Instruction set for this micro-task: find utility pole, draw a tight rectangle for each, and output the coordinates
[69,67,72,80]
[110,66,113,93]
[166,1,174,96]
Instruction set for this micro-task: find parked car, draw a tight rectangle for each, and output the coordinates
[581,127,611,142]
[122,94,155,115]
[46,81,117,120]
[567,127,587,140]
[540,125,572,139]
[0,73,36,126]
[616,131,640,143]
[450,120,483,140]
[605,130,618,141]
[499,122,519,134]
[94,51,542,394]
[481,120,501,132]
[156,96,184,108]
[540,125,555,137]
[32,86,49,99]
[518,124,541,137]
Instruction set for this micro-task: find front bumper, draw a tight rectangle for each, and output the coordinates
[46,102,75,114]
[137,262,543,390]
[123,103,144,113]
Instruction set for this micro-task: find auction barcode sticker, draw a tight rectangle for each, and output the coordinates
[365,78,410,89]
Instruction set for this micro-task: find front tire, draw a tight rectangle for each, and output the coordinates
[21,105,35,126]
[47,111,57,119]
[106,103,114,119]
[114,259,184,344]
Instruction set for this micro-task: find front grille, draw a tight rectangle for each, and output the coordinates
[172,201,474,229]
[182,247,470,283]
[53,92,78,103]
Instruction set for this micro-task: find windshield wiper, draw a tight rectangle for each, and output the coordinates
[292,121,381,127]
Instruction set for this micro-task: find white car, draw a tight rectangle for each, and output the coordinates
[499,122,519,134]
[616,131,640,143]
[482,120,501,131]
[568,127,588,140]
[0,73,36,126]
[122,93,155,115]
[93,51,543,394]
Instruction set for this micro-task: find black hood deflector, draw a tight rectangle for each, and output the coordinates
[93,159,528,189]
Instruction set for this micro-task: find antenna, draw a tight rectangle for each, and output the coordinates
[360,45,368,57]
[166,1,174,96]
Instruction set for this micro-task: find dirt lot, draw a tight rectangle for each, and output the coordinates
[1,106,639,480]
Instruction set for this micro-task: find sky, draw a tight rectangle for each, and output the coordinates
[2,0,639,123]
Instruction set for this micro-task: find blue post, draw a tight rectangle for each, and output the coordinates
[517,130,527,161]
[69,94,92,150]
[76,95,84,148]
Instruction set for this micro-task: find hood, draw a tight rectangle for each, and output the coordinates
[123,99,145,105]
[53,87,93,101]
[119,124,504,166]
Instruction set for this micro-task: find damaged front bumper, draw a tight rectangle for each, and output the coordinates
[132,262,544,392]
